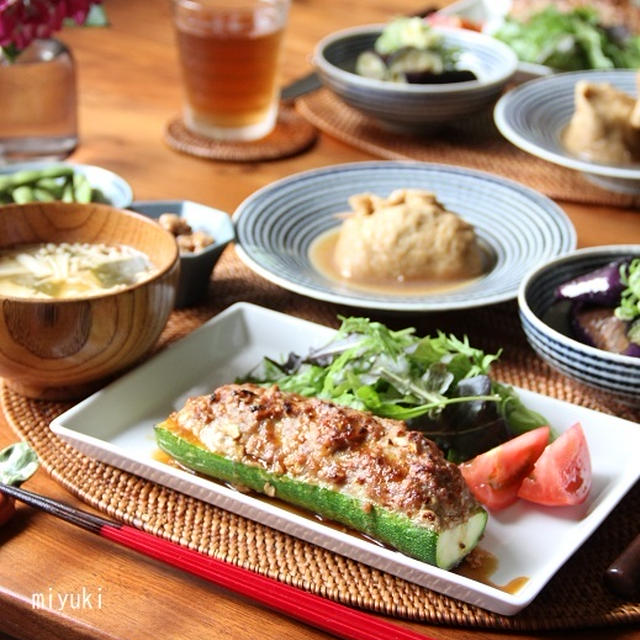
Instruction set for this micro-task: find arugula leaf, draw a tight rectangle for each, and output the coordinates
[240,316,546,459]
[493,382,549,436]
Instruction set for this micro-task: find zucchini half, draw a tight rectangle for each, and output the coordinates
[155,423,487,570]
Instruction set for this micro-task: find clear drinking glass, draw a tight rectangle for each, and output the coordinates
[172,0,290,141]
[0,39,78,163]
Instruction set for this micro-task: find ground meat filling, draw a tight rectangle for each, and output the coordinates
[170,382,480,531]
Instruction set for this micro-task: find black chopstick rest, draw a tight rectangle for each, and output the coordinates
[605,532,640,599]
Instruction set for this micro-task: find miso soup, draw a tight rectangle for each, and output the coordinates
[0,242,157,299]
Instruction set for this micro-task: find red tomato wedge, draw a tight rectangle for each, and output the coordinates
[517,422,591,507]
[459,426,550,510]
[425,14,483,31]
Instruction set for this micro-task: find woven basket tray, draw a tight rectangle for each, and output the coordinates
[3,247,639,631]
[296,89,640,208]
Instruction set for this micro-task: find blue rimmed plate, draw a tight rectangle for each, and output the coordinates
[494,70,640,194]
[233,161,576,312]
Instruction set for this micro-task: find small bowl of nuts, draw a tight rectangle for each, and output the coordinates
[129,200,234,308]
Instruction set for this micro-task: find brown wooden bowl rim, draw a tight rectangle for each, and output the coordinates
[0,202,180,304]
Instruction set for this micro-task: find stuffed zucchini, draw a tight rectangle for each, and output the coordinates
[155,383,487,569]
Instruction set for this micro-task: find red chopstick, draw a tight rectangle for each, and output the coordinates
[1,483,437,640]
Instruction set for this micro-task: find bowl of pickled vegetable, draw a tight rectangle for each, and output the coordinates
[518,245,640,405]
[313,18,517,130]
[0,201,179,400]
[0,162,133,208]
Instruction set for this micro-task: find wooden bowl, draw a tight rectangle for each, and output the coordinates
[0,202,180,400]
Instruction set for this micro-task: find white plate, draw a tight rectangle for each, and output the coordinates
[50,302,640,616]
[233,162,575,312]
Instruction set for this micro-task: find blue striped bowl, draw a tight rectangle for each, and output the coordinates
[494,70,640,194]
[234,161,575,312]
[313,25,517,130]
[519,245,640,405]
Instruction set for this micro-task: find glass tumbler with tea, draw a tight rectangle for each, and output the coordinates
[172,0,290,142]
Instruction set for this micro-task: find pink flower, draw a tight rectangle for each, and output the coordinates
[67,0,92,24]
[0,0,101,55]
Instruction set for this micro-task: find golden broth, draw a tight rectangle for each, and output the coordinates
[309,228,492,296]
[0,242,156,299]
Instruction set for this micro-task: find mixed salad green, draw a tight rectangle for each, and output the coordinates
[242,317,547,462]
[494,6,640,70]
[616,258,640,323]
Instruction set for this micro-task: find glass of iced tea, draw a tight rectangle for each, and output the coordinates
[172,0,289,141]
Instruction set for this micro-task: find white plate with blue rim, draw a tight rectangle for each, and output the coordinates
[233,161,576,313]
[494,70,640,194]
[0,161,133,207]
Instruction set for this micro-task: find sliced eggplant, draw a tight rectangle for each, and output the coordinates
[554,259,630,307]
[405,68,477,84]
[573,307,632,354]
[624,319,640,357]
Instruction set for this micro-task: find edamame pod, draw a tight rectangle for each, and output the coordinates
[0,165,99,206]
[33,188,56,202]
[35,178,65,199]
[38,166,74,179]
[11,186,35,204]
[61,183,75,202]
[73,173,93,203]
[7,170,42,188]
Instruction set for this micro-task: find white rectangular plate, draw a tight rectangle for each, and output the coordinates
[51,302,640,616]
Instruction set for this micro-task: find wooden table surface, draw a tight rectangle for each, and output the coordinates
[1,1,639,639]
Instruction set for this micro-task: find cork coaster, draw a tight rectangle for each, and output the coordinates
[164,105,317,162]
[296,88,640,208]
[2,247,640,631]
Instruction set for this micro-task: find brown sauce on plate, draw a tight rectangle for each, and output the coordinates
[152,448,527,591]
[152,446,391,548]
[456,547,529,594]
[152,448,198,472]
[308,228,494,296]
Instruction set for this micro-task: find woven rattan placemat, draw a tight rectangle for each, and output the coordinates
[2,246,639,631]
[296,88,640,209]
